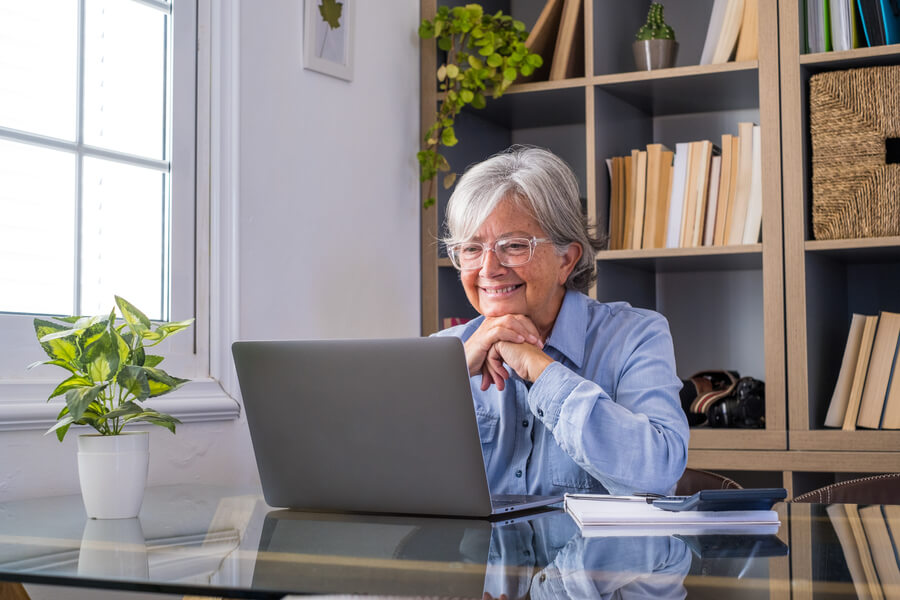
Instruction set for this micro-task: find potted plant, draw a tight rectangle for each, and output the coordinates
[30,295,194,519]
[417,4,543,208]
[633,2,678,71]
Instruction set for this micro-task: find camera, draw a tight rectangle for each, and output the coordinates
[707,377,766,428]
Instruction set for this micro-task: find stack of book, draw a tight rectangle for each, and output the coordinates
[699,0,760,64]
[606,123,761,251]
[827,503,900,599]
[824,311,900,429]
[521,0,584,81]
[806,0,900,53]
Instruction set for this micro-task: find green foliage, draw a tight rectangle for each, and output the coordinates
[418,4,543,208]
[30,296,194,441]
[635,3,675,41]
[318,0,343,30]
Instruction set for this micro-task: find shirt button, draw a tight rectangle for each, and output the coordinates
[537,408,544,417]
[515,469,522,478]
[521,419,529,428]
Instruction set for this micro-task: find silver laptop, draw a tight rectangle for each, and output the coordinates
[231,337,562,517]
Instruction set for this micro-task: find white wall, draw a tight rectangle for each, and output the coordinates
[1,0,421,506]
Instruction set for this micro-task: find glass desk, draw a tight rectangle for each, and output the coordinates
[0,485,891,599]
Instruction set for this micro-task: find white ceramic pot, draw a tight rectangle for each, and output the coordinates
[77,517,149,578]
[77,432,150,519]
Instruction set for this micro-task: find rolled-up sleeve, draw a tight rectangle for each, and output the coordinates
[528,311,689,496]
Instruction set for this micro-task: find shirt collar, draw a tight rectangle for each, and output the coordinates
[544,289,587,369]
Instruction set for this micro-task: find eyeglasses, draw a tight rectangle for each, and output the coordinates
[447,236,552,270]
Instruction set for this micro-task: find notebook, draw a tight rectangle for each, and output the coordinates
[231,337,563,517]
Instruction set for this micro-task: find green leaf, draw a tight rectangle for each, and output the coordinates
[418,20,435,39]
[34,319,80,364]
[46,415,76,441]
[65,384,106,422]
[115,295,151,337]
[459,89,474,103]
[471,92,486,109]
[143,367,189,398]
[126,410,181,434]
[104,401,144,420]
[467,55,483,69]
[441,127,458,147]
[317,0,343,29]
[48,375,94,400]
[143,354,164,368]
[438,36,452,51]
[117,365,151,401]
[148,317,192,347]
[503,67,517,81]
[486,53,502,68]
[113,327,131,369]
[83,331,119,383]
[27,359,78,375]
[446,64,460,79]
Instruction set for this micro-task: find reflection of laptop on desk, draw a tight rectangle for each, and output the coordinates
[231,337,562,517]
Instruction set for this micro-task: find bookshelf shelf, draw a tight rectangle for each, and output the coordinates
[799,43,900,67]
[791,430,900,452]
[596,244,762,272]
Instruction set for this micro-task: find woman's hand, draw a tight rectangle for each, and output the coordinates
[465,315,544,391]
[489,340,554,385]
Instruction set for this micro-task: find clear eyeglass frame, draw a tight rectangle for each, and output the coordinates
[447,236,552,270]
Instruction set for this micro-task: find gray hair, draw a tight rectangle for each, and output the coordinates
[442,145,604,293]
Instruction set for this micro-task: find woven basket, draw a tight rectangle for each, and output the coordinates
[809,65,900,240]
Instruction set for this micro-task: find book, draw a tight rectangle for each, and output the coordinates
[680,142,701,247]
[703,155,723,246]
[831,0,856,50]
[880,0,900,44]
[809,0,835,51]
[520,0,564,83]
[623,153,635,249]
[843,314,881,430]
[859,505,900,599]
[726,122,755,245]
[857,0,881,46]
[700,0,730,65]
[665,142,690,248]
[712,0,747,63]
[441,317,471,329]
[564,494,780,529]
[613,156,626,249]
[631,149,648,249]
[879,328,900,429]
[735,0,760,60]
[713,133,735,246]
[827,504,882,600]
[742,124,763,244]
[642,143,672,249]
[549,0,583,80]
[656,149,675,248]
[824,313,869,427]
[846,503,888,600]
[691,141,716,247]
[857,311,900,429]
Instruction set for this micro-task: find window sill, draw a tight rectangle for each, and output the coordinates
[0,379,241,432]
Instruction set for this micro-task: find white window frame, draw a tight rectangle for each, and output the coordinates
[0,0,240,431]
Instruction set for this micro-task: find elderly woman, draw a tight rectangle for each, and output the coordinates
[434,145,689,497]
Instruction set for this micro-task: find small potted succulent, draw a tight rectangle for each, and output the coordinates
[30,296,193,519]
[633,2,678,71]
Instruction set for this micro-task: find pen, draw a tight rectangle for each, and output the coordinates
[633,492,666,504]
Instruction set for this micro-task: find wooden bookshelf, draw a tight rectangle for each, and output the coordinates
[421,0,900,490]
[779,0,900,476]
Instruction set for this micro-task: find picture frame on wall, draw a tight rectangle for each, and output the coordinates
[303,0,354,81]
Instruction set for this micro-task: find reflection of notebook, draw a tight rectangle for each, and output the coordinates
[232,337,562,517]
[251,508,567,597]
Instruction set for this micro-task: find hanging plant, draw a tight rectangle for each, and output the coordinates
[417,4,543,208]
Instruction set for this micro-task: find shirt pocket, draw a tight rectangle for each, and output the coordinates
[475,409,499,467]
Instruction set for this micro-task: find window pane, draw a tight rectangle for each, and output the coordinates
[83,0,167,159]
[81,158,167,320]
[0,140,76,315]
[0,0,77,140]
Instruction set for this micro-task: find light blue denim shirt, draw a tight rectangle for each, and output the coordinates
[434,290,689,497]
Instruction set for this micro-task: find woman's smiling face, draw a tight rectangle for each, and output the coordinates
[460,197,581,337]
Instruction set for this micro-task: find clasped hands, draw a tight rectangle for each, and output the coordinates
[464,315,554,391]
